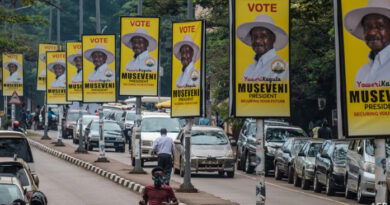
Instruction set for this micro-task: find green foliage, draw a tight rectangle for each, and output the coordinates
[1,120,11,130]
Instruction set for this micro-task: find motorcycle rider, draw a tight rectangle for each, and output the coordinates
[13,121,24,133]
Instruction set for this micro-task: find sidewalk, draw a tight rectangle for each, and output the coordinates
[27,133,238,205]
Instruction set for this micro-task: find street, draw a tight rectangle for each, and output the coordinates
[35,130,360,205]
[32,147,141,204]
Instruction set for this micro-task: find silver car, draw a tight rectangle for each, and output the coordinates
[345,139,375,203]
[293,139,323,189]
[173,126,235,178]
[73,115,99,144]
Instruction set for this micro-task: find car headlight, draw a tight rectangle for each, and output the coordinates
[364,162,375,174]
[225,149,233,158]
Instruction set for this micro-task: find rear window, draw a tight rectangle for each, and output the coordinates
[292,139,307,155]
[308,143,322,157]
[0,138,33,163]
[266,128,307,143]
[0,165,29,186]
[141,118,180,132]
[333,143,349,161]
[0,184,23,204]
[191,131,228,145]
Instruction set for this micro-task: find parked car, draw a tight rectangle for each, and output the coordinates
[0,176,28,204]
[293,139,324,189]
[237,119,256,174]
[122,111,136,144]
[130,112,181,167]
[73,115,99,144]
[85,120,126,152]
[274,137,310,183]
[62,109,88,139]
[173,126,236,178]
[312,140,349,195]
[345,139,375,203]
[0,131,35,175]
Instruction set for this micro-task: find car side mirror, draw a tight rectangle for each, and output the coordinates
[174,140,181,145]
[298,152,305,157]
[33,175,40,187]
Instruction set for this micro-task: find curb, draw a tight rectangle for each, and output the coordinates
[28,139,187,205]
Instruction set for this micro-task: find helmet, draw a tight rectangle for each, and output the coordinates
[13,121,19,127]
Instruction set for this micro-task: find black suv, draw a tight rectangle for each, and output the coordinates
[313,140,350,195]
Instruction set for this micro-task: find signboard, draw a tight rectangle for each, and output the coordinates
[230,0,290,117]
[2,53,23,96]
[338,0,390,137]
[46,51,70,105]
[171,20,205,117]
[37,44,58,91]
[120,17,160,96]
[66,41,83,101]
[8,91,22,105]
[82,34,116,103]
[0,67,2,90]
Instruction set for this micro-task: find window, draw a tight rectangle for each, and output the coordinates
[292,139,307,155]
[141,118,180,132]
[0,184,23,204]
[191,131,228,145]
[126,112,136,121]
[0,138,33,163]
[333,143,349,161]
[308,143,322,157]
[265,128,307,143]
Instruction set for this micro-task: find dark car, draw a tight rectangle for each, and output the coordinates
[274,137,310,183]
[313,140,350,195]
[85,120,125,152]
[237,119,257,174]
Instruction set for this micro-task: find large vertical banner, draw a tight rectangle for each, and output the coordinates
[66,42,83,101]
[339,0,390,137]
[0,67,2,90]
[37,44,58,91]
[120,17,159,96]
[82,35,116,103]
[46,51,69,105]
[2,53,23,96]
[171,20,204,117]
[231,0,290,117]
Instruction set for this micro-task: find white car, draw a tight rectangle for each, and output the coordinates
[131,112,181,166]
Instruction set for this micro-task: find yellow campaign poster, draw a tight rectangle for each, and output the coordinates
[2,53,23,96]
[37,44,58,91]
[171,21,204,117]
[82,35,116,103]
[120,17,159,96]
[46,52,70,105]
[66,42,83,101]
[232,0,290,117]
[340,0,390,136]
[0,67,2,90]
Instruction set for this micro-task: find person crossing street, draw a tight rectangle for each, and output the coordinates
[152,128,174,186]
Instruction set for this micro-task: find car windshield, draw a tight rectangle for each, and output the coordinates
[91,122,121,132]
[126,112,136,121]
[115,112,124,121]
[191,131,228,145]
[68,113,81,121]
[141,118,180,132]
[266,128,307,143]
[292,139,307,155]
[82,116,98,126]
[333,143,349,161]
[0,139,33,163]
[0,165,29,186]
[0,184,23,204]
[366,139,390,157]
[308,143,322,157]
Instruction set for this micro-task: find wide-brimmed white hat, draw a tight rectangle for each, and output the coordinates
[39,53,46,62]
[84,44,114,64]
[68,50,82,66]
[236,14,289,51]
[122,28,158,52]
[173,35,200,63]
[4,58,22,73]
[344,0,390,40]
[47,59,66,73]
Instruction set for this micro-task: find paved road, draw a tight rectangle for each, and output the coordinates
[33,130,362,205]
[32,147,141,205]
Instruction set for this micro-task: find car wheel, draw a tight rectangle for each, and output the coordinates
[287,166,294,184]
[240,152,246,171]
[357,179,366,204]
[87,144,93,151]
[313,172,322,193]
[274,163,282,180]
[73,138,79,144]
[301,169,310,190]
[325,173,335,196]
[174,168,180,175]
[120,148,125,153]
[218,171,225,176]
[245,153,254,174]
[293,170,301,187]
[227,171,234,178]
[237,154,243,170]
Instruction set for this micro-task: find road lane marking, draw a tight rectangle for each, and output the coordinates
[265,181,351,205]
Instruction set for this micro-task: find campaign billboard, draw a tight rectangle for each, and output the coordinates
[2,53,23,96]
[37,44,58,91]
[66,41,83,101]
[46,51,70,105]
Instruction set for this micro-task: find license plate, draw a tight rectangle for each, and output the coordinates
[105,143,114,146]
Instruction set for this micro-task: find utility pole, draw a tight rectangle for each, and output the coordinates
[130,0,146,174]
[255,119,265,204]
[94,0,109,163]
[178,0,197,192]
[79,0,83,41]
[54,0,64,147]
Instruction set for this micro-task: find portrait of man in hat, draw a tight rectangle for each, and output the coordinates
[39,53,47,77]
[344,0,390,88]
[237,14,289,82]
[68,50,83,83]
[84,44,115,82]
[48,59,66,88]
[174,34,201,89]
[122,28,158,72]
[4,58,22,83]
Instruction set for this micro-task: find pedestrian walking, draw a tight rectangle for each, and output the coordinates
[311,120,321,138]
[139,167,178,205]
[318,120,332,140]
[152,128,174,185]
